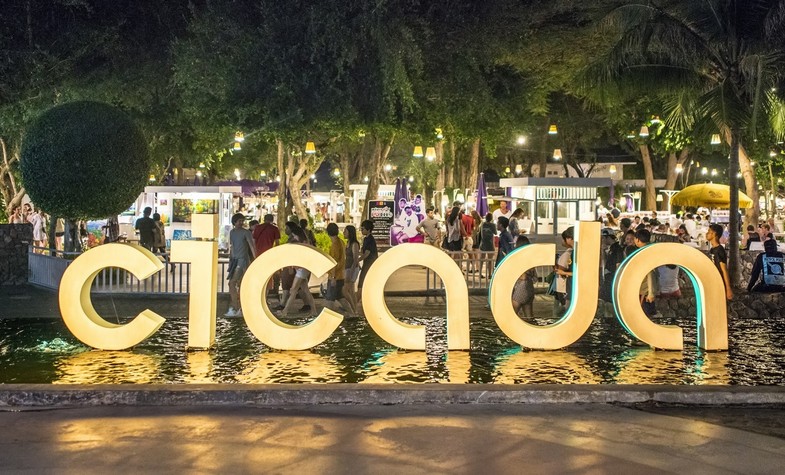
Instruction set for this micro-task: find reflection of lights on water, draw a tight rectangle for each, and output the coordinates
[493,349,600,384]
[235,352,343,383]
[54,351,162,384]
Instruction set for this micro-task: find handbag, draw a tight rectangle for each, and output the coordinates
[546,274,558,296]
[322,280,339,301]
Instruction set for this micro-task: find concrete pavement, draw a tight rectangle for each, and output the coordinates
[1,404,783,474]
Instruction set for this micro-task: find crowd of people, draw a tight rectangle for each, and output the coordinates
[221,212,379,319]
[123,200,785,320]
[219,201,536,319]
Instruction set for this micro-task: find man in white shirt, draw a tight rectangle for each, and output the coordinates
[683,213,698,239]
[492,200,512,222]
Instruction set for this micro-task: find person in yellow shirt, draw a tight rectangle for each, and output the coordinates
[324,223,355,316]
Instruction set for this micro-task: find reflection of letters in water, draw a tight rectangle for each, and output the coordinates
[763,255,785,286]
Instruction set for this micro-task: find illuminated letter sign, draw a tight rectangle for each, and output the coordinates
[240,245,343,350]
[361,244,470,350]
[490,221,600,349]
[56,216,728,353]
[170,214,219,350]
[58,244,166,350]
[613,243,728,350]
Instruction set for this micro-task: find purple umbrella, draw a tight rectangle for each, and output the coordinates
[476,172,489,217]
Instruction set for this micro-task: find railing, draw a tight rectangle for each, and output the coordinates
[90,259,232,295]
[425,250,553,293]
[27,249,79,290]
[29,245,554,297]
[28,246,231,295]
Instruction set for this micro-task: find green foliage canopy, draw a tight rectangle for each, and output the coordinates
[20,101,151,219]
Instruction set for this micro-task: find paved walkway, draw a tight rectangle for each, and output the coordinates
[1,404,783,473]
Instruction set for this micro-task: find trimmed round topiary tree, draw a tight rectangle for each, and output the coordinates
[20,101,151,221]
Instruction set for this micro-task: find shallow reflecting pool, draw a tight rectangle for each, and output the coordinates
[2,312,784,385]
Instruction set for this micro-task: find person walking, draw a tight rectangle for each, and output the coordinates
[324,223,354,316]
[554,226,574,312]
[278,221,318,317]
[152,213,174,273]
[479,213,497,278]
[253,214,281,300]
[707,223,734,300]
[343,225,361,315]
[134,207,156,252]
[508,208,524,237]
[495,216,514,267]
[445,206,464,254]
[634,229,657,317]
[225,213,256,317]
[511,235,537,319]
[357,219,378,315]
[28,208,47,252]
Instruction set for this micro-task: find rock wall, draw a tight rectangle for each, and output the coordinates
[0,224,33,286]
[651,250,782,320]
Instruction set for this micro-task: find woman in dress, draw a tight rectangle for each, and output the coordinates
[343,225,360,316]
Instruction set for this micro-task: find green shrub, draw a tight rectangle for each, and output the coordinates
[20,101,151,219]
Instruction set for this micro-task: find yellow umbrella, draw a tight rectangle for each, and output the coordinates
[670,183,753,209]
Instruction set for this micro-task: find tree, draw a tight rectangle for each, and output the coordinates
[584,0,785,285]
[20,101,151,250]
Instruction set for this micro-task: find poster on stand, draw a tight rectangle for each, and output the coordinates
[389,194,426,246]
[367,200,394,244]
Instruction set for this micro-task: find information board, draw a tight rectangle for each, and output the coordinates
[367,200,394,243]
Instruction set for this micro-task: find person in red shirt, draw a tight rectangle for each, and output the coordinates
[253,214,281,298]
[460,208,477,272]
[253,214,281,255]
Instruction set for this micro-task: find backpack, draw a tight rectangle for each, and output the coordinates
[762,254,785,286]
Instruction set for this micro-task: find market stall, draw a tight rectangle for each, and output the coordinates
[499,177,611,239]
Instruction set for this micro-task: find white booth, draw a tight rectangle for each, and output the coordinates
[499,177,611,238]
[136,185,241,249]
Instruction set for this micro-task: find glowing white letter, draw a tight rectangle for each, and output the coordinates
[361,244,470,350]
[240,244,343,350]
[58,244,165,350]
[490,221,600,349]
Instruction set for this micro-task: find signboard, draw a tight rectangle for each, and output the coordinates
[57,217,729,352]
[367,200,394,243]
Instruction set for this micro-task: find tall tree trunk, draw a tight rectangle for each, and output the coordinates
[0,138,25,216]
[47,218,56,251]
[537,117,550,178]
[639,144,656,211]
[340,146,354,223]
[434,141,445,214]
[447,141,457,188]
[468,138,480,196]
[728,128,741,288]
[663,149,689,191]
[721,129,760,229]
[360,133,394,220]
[276,139,286,226]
